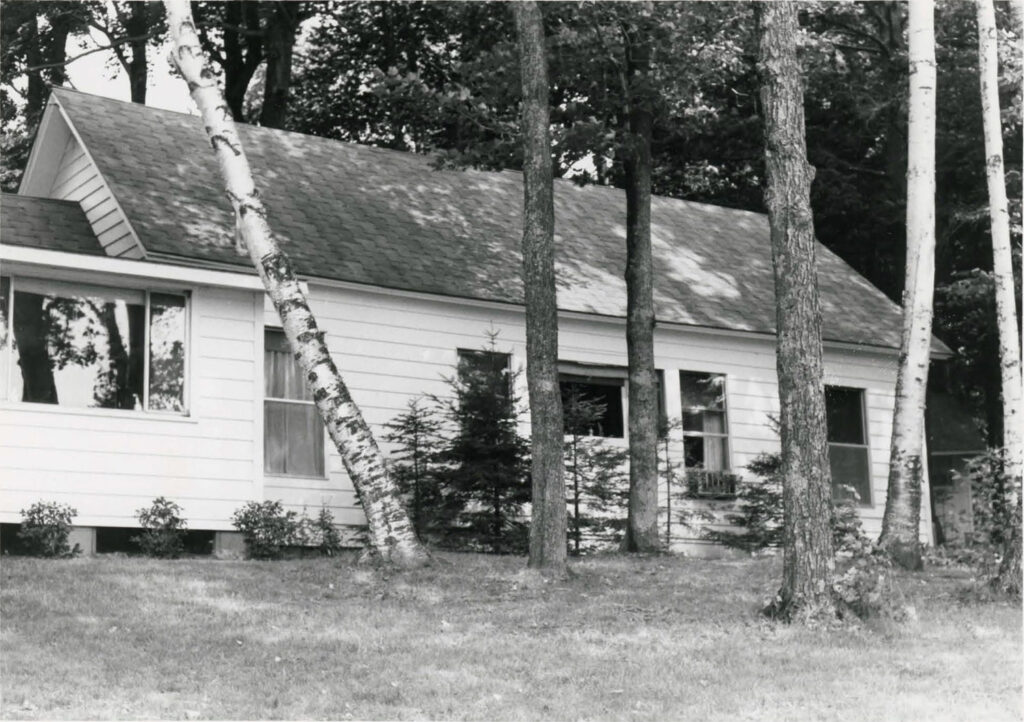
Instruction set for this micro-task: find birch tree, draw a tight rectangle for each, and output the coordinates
[976,0,1023,595]
[757,1,836,622]
[878,0,936,571]
[162,0,429,569]
[513,1,568,574]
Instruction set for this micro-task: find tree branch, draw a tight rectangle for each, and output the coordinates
[25,31,158,72]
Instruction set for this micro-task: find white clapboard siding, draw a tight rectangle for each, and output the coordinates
[47,132,143,259]
[256,282,923,545]
[0,262,921,543]
[0,285,260,530]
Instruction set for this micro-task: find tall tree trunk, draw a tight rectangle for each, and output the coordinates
[879,0,935,571]
[620,8,661,553]
[259,3,302,129]
[124,1,150,104]
[163,0,429,569]
[756,1,836,622]
[514,1,567,575]
[977,0,1024,594]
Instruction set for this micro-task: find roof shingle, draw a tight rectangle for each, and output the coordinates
[46,88,929,352]
[1,195,105,255]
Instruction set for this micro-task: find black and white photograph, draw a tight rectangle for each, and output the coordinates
[0,0,1020,719]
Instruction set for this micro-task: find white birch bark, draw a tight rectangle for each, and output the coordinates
[879,0,936,568]
[977,0,1023,488]
[163,0,429,568]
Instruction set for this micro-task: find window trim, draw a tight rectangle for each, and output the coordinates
[825,384,872,507]
[1,274,192,416]
[263,326,327,480]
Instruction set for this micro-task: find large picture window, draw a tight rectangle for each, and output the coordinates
[264,329,325,477]
[825,385,871,505]
[0,276,188,413]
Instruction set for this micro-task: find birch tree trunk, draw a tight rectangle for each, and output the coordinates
[756,1,836,622]
[878,0,936,571]
[621,7,661,553]
[163,0,429,569]
[977,0,1024,594]
[513,1,567,575]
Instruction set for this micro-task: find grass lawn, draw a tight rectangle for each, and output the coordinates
[1,552,1020,721]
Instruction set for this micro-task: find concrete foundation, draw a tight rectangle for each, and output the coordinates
[214,531,246,559]
[68,526,96,555]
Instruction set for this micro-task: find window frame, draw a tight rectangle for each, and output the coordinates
[1,274,192,416]
[679,369,731,471]
[263,326,327,479]
[824,384,872,507]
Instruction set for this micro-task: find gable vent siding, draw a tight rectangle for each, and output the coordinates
[47,133,143,260]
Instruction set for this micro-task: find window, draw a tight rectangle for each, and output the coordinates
[825,385,871,505]
[680,370,734,496]
[559,374,625,438]
[264,329,325,477]
[1,276,188,413]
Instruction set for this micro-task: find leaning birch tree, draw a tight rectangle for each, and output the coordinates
[976,0,1023,595]
[756,1,836,622]
[878,0,936,571]
[513,0,567,575]
[162,0,429,568]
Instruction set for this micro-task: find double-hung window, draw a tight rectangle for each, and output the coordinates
[264,329,325,477]
[0,276,188,413]
[825,385,871,505]
[680,370,732,495]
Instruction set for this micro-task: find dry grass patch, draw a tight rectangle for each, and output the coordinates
[1,553,1019,720]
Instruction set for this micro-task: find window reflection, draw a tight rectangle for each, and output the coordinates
[6,279,187,414]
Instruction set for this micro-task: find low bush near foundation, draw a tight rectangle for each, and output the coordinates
[231,501,299,559]
[17,501,80,558]
[133,497,188,558]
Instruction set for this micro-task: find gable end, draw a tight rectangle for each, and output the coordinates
[19,93,147,260]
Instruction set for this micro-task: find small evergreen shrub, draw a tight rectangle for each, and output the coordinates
[18,501,80,558]
[133,497,187,558]
[702,452,872,554]
[231,500,300,559]
[294,506,346,556]
[563,387,629,554]
[384,398,443,541]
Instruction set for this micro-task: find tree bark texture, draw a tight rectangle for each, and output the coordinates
[977,0,1024,595]
[757,1,836,622]
[514,1,567,574]
[164,0,429,569]
[259,2,303,129]
[621,11,661,553]
[125,2,150,104]
[977,0,1024,486]
[879,0,935,571]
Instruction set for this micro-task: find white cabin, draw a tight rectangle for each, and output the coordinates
[0,89,949,554]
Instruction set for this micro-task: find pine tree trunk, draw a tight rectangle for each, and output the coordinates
[514,1,567,575]
[977,0,1024,594]
[259,3,301,130]
[163,0,429,569]
[756,1,836,622]
[621,10,661,553]
[879,0,935,571]
[125,1,149,104]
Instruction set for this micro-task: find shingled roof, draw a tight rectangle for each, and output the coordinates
[2,195,105,256]
[40,88,927,352]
